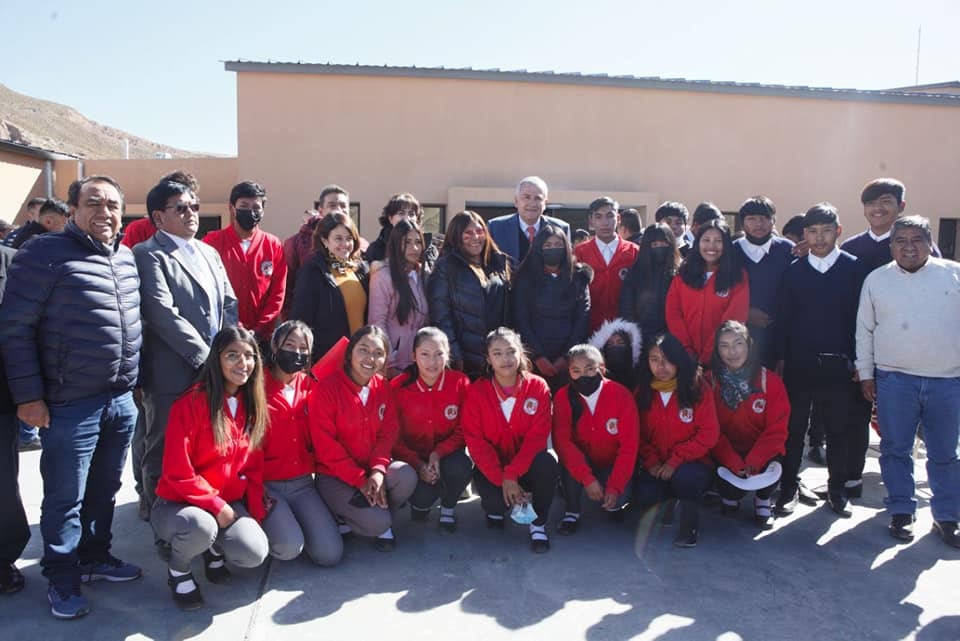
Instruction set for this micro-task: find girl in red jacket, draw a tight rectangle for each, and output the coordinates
[309,325,417,552]
[462,327,558,552]
[552,344,640,535]
[260,320,343,565]
[707,321,789,529]
[152,327,270,610]
[635,333,719,548]
[392,327,472,531]
[665,219,749,366]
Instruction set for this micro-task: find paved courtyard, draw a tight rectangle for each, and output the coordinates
[2,435,957,641]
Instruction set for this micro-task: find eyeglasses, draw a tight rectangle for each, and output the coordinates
[164,203,201,215]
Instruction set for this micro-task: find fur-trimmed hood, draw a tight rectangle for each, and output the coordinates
[589,317,642,367]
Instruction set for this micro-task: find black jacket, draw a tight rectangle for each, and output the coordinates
[0,221,142,405]
[0,245,16,413]
[511,264,592,361]
[618,263,674,341]
[8,221,47,250]
[427,250,510,378]
[289,251,370,362]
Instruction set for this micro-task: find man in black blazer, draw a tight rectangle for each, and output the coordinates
[134,180,238,512]
[488,176,570,262]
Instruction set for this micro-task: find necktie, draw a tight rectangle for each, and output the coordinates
[526,225,536,244]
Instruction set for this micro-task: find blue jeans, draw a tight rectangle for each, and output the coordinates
[38,391,137,582]
[876,370,960,521]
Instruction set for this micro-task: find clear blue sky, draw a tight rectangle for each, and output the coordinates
[2,0,958,156]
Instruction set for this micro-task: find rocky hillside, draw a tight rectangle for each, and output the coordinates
[0,82,208,159]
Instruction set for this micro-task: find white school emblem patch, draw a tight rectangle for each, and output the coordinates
[444,404,459,420]
[606,418,619,435]
[378,403,386,421]
[679,408,694,423]
[523,398,539,415]
[618,267,628,281]
[260,260,274,276]
[716,288,729,298]
[752,399,766,414]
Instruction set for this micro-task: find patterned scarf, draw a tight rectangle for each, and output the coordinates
[717,366,760,410]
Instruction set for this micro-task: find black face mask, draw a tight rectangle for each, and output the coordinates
[570,373,602,396]
[275,349,308,374]
[235,208,263,231]
[649,246,672,263]
[542,247,566,267]
[604,345,632,371]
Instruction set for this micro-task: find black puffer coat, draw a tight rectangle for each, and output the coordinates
[427,250,510,378]
[511,264,592,361]
[0,221,142,404]
[288,251,370,362]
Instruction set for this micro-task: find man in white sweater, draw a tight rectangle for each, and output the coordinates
[856,216,960,548]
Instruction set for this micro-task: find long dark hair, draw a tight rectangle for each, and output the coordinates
[312,211,362,261]
[515,223,576,284]
[710,320,761,382]
[343,325,391,380]
[197,326,268,451]
[401,326,450,387]
[481,326,532,380]
[678,219,743,292]
[635,333,702,410]
[441,211,510,278]
[630,223,680,290]
[385,219,426,325]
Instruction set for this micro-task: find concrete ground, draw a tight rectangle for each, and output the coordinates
[2,436,957,641]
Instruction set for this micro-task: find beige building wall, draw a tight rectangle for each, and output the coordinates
[232,69,960,248]
[0,149,45,224]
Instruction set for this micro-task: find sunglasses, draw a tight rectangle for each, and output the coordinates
[164,203,201,214]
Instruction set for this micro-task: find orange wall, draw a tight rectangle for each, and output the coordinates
[1,149,46,224]
[234,71,960,243]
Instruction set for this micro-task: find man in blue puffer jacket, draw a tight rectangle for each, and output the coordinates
[0,175,143,620]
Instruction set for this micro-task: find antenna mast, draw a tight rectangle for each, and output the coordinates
[915,26,921,86]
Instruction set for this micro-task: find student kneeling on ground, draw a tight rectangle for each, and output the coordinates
[552,344,640,534]
[152,327,270,611]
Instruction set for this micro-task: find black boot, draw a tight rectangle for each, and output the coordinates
[673,500,699,548]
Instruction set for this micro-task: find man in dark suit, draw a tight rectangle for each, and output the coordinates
[488,176,570,262]
[134,179,238,513]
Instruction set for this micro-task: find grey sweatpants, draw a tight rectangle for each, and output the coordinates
[262,475,343,565]
[151,499,269,573]
[315,461,417,537]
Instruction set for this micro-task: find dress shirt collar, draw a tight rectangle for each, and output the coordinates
[807,246,841,273]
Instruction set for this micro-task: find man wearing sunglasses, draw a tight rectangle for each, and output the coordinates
[133,180,238,518]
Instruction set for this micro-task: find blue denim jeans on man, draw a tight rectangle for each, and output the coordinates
[38,391,137,582]
[876,370,960,521]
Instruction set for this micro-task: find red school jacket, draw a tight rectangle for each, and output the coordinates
[707,367,789,472]
[156,385,266,522]
[552,379,640,496]
[391,369,470,468]
[637,382,720,471]
[461,373,552,486]
[308,369,399,488]
[665,271,749,364]
[575,237,639,331]
[262,369,315,482]
[204,225,287,340]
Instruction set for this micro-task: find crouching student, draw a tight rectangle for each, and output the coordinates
[462,327,559,552]
[261,321,343,565]
[552,344,640,534]
[392,327,473,531]
[309,325,417,552]
[634,333,719,547]
[707,321,789,529]
[152,327,270,611]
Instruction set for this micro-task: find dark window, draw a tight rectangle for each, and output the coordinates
[421,205,446,235]
[938,218,957,260]
[350,203,361,228]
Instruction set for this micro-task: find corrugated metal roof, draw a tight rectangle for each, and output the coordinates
[0,138,79,160]
[223,61,960,106]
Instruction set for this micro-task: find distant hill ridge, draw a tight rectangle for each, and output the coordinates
[0,82,210,159]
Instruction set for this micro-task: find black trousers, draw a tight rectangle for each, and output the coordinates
[409,449,474,510]
[473,450,558,527]
[783,381,871,494]
[0,411,30,564]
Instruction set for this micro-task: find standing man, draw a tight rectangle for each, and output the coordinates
[654,201,692,257]
[204,181,286,347]
[856,216,960,547]
[488,176,570,262]
[2,196,46,248]
[618,208,644,245]
[0,175,142,619]
[8,198,70,249]
[134,179,238,515]
[575,196,640,331]
[0,243,30,595]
